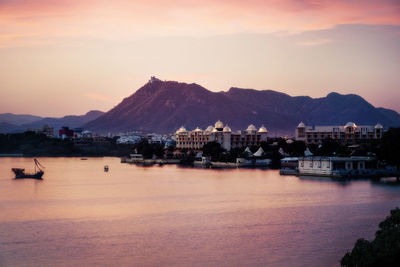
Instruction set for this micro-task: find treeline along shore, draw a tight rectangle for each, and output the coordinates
[0,128,399,171]
[0,131,135,157]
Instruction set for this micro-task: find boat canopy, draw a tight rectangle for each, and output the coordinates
[253,147,264,157]
[244,147,253,156]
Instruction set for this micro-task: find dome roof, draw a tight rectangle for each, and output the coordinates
[175,126,187,134]
[205,125,214,132]
[246,124,257,132]
[258,125,268,133]
[344,122,357,128]
[194,127,202,132]
[215,120,224,129]
[374,123,383,129]
[223,125,231,132]
[212,127,219,133]
[297,122,305,128]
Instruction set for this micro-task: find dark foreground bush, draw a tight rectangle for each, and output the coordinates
[341,207,400,267]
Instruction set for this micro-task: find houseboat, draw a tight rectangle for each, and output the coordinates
[297,156,394,178]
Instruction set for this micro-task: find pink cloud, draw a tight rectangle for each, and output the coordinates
[0,0,399,47]
[296,38,332,46]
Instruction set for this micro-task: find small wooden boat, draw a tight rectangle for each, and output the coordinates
[12,159,45,179]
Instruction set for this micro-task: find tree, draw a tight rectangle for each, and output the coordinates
[284,140,306,157]
[316,137,341,156]
[202,142,226,161]
[135,139,164,159]
[378,128,400,169]
[341,207,400,267]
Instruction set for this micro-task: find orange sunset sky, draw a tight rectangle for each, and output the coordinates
[0,0,399,116]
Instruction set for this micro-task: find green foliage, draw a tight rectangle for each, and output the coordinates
[316,138,341,156]
[259,139,284,168]
[309,138,351,157]
[378,128,400,168]
[202,141,226,161]
[0,132,134,156]
[228,147,245,160]
[341,207,400,267]
[285,140,307,157]
[134,139,164,159]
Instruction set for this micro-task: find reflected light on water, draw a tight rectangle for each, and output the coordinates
[1,157,400,266]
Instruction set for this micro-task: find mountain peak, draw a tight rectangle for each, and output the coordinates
[148,76,162,84]
[83,80,400,135]
[136,78,209,97]
[326,92,341,98]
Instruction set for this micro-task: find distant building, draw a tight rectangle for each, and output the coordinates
[116,133,142,144]
[73,128,83,138]
[295,122,384,145]
[82,130,92,138]
[147,133,165,144]
[149,76,161,83]
[175,120,268,151]
[30,125,54,138]
[59,126,74,139]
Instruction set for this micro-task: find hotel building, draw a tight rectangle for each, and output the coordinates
[175,120,268,151]
[295,122,384,145]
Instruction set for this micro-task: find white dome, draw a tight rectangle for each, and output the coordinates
[344,122,357,128]
[223,125,231,132]
[246,124,257,132]
[212,128,219,133]
[176,126,187,134]
[258,125,268,133]
[215,120,224,129]
[374,123,383,129]
[297,122,305,128]
[194,127,202,132]
[205,125,214,132]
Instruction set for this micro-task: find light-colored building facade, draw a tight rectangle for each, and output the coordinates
[295,122,384,145]
[298,156,377,176]
[175,121,268,151]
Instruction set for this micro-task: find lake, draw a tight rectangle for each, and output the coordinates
[1,157,400,266]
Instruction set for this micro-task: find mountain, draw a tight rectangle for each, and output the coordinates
[376,107,400,125]
[83,79,400,135]
[0,110,104,133]
[0,122,20,133]
[21,110,104,130]
[0,113,42,125]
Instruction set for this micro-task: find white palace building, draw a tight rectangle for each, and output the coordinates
[175,121,268,151]
[295,121,384,145]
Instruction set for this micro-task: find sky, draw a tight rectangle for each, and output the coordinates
[0,0,399,117]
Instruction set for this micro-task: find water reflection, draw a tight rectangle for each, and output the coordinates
[1,157,400,267]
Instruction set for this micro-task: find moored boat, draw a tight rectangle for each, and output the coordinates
[11,159,45,179]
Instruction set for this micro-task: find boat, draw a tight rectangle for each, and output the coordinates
[12,159,45,179]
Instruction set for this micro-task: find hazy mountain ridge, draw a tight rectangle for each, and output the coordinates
[0,113,42,126]
[0,110,104,133]
[83,80,400,135]
[2,80,399,135]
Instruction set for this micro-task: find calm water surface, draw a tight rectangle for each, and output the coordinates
[1,157,400,267]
